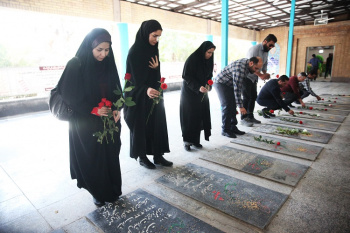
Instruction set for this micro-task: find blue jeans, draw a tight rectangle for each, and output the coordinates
[214,83,238,132]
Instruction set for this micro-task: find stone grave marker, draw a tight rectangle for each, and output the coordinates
[87,189,224,233]
[254,124,334,143]
[201,146,309,186]
[156,163,288,229]
[230,133,323,160]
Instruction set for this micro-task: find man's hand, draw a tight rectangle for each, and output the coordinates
[316,96,321,101]
[240,107,247,115]
[288,109,294,115]
[300,99,306,108]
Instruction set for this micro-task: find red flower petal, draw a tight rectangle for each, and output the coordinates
[309,107,313,110]
[276,74,279,78]
[207,79,214,86]
[124,73,131,81]
[161,83,168,90]
[322,98,324,100]
[98,102,105,107]
[270,110,274,113]
[160,77,166,83]
[299,112,303,114]
[101,98,107,103]
[299,121,303,124]
[334,101,337,103]
[282,92,286,95]
[324,109,327,111]
[276,142,281,146]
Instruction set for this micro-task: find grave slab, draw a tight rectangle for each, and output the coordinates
[279,112,345,123]
[254,124,334,143]
[87,189,223,233]
[156,163,289,229]
[294,107,349,116]
[308,98,350,105]
[268,116,340,132]
[201,146,309,186]
[230,133,323,160]
[304,103,350,110]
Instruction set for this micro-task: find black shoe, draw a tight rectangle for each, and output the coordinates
[154,155,173,167]
[261,108,270,118]
[193,143,203,148]
[93,197,105,207]
[231,127,245,135]
[184,144,191,151]
[265,111,276,117]
[222,131,237,138]
[249,117,261,124]
[139,156,156,169]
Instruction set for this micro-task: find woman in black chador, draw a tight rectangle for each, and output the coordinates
[180,41,216,151]
[59,28,122,207]
[124,20,172,169]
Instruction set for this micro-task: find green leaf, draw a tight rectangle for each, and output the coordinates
[124,86,134,92]
[114,89,122,95]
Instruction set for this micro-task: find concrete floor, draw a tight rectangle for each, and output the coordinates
[0,79,349,233]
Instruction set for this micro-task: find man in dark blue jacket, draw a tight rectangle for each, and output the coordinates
[257,75,294,118]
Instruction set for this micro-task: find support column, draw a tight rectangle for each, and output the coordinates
[286,0,296,76]
[251,41,257,46]
[117,23,129,80]
[221,0,228,69]
[206,35,213,42]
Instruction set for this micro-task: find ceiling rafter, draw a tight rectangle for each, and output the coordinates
[122,0,350,31]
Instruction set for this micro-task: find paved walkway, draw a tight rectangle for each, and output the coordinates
[0,80,349,232]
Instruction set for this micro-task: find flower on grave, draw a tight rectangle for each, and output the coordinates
[201,79,214,102]
[335,98,338,99]
[270,110,274,113]
[329,104,332,107]
[302,129,308,133]
[322,98,324,100]
[299,121,303,124]
[334,101,337,103]
[309,107,313,110]
[147,77,167,124]
[276,142,281,146]
[324,109,327,111]
[299,111,303,114]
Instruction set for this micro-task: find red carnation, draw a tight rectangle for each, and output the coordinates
[208,79,214,86]
[101,98,107,103]
[98,102,105,108]
[270,110,274,113]
[276,142,280,146]
[160,77,166,83]
[299,121,303,124]
[276,74,279,78]
[309,107,313,110]
[124,73,131,81]
[299,112,303,114]
[161,83,168,90]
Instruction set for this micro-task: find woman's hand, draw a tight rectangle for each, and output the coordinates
[113,110,121,123]
[148,56,159,69]
[97,106,111,116]
[147,87,160,99]
[199,86,208,93]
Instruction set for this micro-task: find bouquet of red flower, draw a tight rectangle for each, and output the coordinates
[92,73,136,144]
[146,77,167,124]
[201,79,214,102]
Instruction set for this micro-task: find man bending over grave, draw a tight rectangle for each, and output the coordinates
[280,72,307,108]
[296,70,322,104]
[257,75,294,118]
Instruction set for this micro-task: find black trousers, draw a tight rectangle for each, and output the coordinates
[214,83,237,132]
[283,92,298,105]
[257,98,284,110]
[241,78,257,119]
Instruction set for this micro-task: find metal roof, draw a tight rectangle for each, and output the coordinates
[122,0,350,31]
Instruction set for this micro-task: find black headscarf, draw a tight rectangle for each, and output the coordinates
[182,41,216,92]
[60,28,121,115]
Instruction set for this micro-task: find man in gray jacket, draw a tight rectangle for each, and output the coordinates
[241,34,277,126]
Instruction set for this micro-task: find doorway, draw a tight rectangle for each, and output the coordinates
[305,46,334,80]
